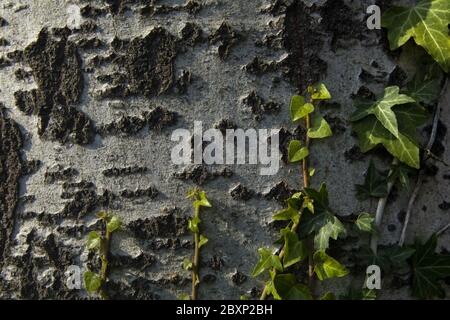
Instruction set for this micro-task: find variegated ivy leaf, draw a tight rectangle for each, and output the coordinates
[355,213,376,233]
[351,86,415,138]
[382,0,450,72]
[353,116,421,169]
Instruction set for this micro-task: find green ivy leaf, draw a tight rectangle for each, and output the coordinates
[288,140,309,163]
[313,251,349,281]
[195,191,212,208]
[106,216,122,233]
[355,213,375,233]
[272,274,313,300]
[252,248,283,277]
[314,216,346,251]
[290,95,314,121]
[304,183,329,212]
[199,234,209,248]
[389,163,415,192]
[308,113,333,139]
[412,234,450,299]
[405,72,441,105]
[355,160,388,200]
[188,216,201,233]
[351,87,415,138]
[86,231,101,251]
[183,258,193,270]
[308,83,331,100]
[382,0,450,72]
[281,228,306,268]
[84,271,102,294]
[273,207,300,225]
[353,116,421,169]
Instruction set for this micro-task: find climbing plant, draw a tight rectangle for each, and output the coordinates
[252,83,348,300]
[180,189,212,300]
[84,212,122,299]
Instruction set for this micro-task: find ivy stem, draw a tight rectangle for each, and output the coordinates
[399,77,448,246]
[100,220,111,299]
[259,109,314,300]
[370,159,398,254]
[191,206,201,300]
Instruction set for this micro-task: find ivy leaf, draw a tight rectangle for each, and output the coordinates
[388,163,415,192]
[290,95,314,121]
[313,251,349,281]
[84,271,102,294]
[308,83,331,100]
[298,184,333,236]
[351,87,415,138]
[281,228,306,268]
[355,213,375,233]
[382,0,450,72]
[395,104,429,142]
[106,215,121,233]
[288,140,309,163]
[273,207,300,225]
[405,73,441,105]
[272,274,313,300]
[353,116,421,169]
[252,248,283,277]
[355,160,388,200]
[314,216,346,251]
[86,231,101,251]
[195,191,212,208]
[308,113,333,139]
[183,258,193,270]
[188,216,201,233]
[199,235,209,248]
[411,234,450,299]
[304,183,329,212]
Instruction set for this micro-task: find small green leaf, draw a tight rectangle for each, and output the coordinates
[240,295,249,300]
[106,215,122,233]
[314,216,346,251]
[188,216,201,233]
[288,140,309,163]
[355,213,375,233]
[290,95,315,121]
[309,168,316,177]
[273,207,300,225]
[188,189,212,208]
[199,234,209,248]
[308,83,331,100]
[314,251,349,281]
[252,248,283,277]
[84,271,102,294]
[308,113,333,139]
[86,231,101,251]
[281,228,306,268]
[183,258,193,270]
[389,163,415,192]
[272,273,312,300]
[355,160,388,200]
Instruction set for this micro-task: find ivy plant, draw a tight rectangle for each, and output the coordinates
[180,189,212,300]
[382,0,450,72]
[253,83,348,300]
[84,212,122,299]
